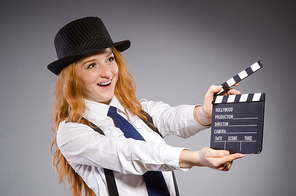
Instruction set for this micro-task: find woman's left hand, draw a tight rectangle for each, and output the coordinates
[198,147,244,171]
[179,147,244,171]
[194,84,241,125]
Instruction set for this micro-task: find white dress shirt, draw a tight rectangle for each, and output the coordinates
[57,96,209,196]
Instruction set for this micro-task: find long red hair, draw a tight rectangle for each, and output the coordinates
[50,47,145,196]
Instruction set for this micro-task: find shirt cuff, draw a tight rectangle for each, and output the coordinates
[161,146,189,171]
[183,105,211,136]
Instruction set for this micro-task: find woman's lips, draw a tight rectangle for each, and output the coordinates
[97,79,112,90]
[97,80,112,86]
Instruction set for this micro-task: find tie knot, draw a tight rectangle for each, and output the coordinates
[107,106,117,117]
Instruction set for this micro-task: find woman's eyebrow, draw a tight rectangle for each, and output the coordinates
[81,58,96,66]
[105,51,114,57]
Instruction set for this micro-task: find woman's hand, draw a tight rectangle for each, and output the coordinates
[194,84,241,125]
[179,147,244,171]
[198,147,244,171]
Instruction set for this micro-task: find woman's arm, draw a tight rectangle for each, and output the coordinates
[57,121,184,174]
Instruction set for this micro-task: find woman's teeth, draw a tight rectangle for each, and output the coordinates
[98,80,111,86]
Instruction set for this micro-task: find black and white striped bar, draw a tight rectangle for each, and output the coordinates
[217,60,263,95]
[213,93,265,104]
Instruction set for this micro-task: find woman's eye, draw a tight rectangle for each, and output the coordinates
[107,56,115,63]
[87,63,96,69]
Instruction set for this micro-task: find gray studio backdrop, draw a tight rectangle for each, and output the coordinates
[1,0,295,195]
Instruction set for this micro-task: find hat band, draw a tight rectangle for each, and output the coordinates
[56,38,112,59]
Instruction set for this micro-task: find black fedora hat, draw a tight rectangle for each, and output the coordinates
[47,17,131,75]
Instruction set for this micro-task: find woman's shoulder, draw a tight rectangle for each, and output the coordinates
[139,98,171,115]
[56,120,101,146]
[139,98,170,109]
[58,120,93,134]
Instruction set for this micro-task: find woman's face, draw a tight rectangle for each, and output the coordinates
[75,48,118,104]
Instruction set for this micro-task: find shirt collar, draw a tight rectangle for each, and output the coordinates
[84,96,125,120]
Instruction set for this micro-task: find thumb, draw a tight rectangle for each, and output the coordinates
[204,85,222,115]
[213,150,230,157]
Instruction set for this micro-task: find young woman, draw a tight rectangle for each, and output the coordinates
[48,17,243,196]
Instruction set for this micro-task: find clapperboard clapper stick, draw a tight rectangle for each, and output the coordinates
[210,61,265,154]
[216,60,263,96]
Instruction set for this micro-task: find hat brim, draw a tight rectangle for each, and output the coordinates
[47,40,130,75]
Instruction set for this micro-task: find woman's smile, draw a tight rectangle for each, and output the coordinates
[98,79,112,87]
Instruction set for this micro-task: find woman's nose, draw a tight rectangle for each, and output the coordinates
[99,64,111,78]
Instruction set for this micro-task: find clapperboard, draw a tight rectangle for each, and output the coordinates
[210,61,265,154]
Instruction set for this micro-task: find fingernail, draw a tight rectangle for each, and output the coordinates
[224,151,230,156]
